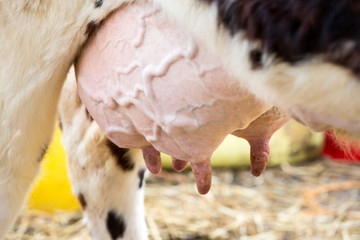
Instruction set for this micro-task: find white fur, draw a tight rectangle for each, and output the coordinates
[59,69,147,240]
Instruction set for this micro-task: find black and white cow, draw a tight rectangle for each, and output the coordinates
[1,0,359,239]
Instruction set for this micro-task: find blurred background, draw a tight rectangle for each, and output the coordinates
[5,121,360,240]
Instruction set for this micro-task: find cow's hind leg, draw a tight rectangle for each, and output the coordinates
[0,152,41,237]
[59,69,148,240]
[0,101,57,238]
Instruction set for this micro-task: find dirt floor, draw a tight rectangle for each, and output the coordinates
[6,158,360,240]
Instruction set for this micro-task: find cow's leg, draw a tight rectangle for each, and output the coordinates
[59,69,148,240]
[0,85,60,238]
[67,143,148,240]
[0,142,44,238]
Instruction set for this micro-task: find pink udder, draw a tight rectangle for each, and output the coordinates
[76,2,288,194]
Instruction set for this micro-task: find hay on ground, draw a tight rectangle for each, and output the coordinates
[6,158,360,240]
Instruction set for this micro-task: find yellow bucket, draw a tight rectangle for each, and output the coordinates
[26,127,81,212]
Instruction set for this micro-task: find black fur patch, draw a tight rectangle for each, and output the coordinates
[59,117,63,131]
[249,49,263,69]
[106,139,134,171]
[106,210,126,240]
[85,20,99,36]
[95,0,103,8]
[200,0,360,75]
[78,193,87,209]
[85,107,93,122]
[37,144,48,162]
[138,169,146,188]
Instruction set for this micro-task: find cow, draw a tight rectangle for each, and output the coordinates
[1,0,359,239]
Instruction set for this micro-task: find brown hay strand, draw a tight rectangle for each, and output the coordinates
[303,181,360,217]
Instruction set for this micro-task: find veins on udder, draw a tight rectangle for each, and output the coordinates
[142,38,198,100]
[190,101,227,129]
[164,96,227,131]
[114,61,145,106]
[112,64,158,121]
[108,27,226,139]
[132,8,161,48]
[99,7,160,53]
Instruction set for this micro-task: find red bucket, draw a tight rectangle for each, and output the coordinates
[322,131,360,163]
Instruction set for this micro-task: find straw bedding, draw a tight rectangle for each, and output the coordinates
[6,158,360,240]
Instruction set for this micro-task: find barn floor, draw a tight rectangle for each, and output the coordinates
[5,158,360,240]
